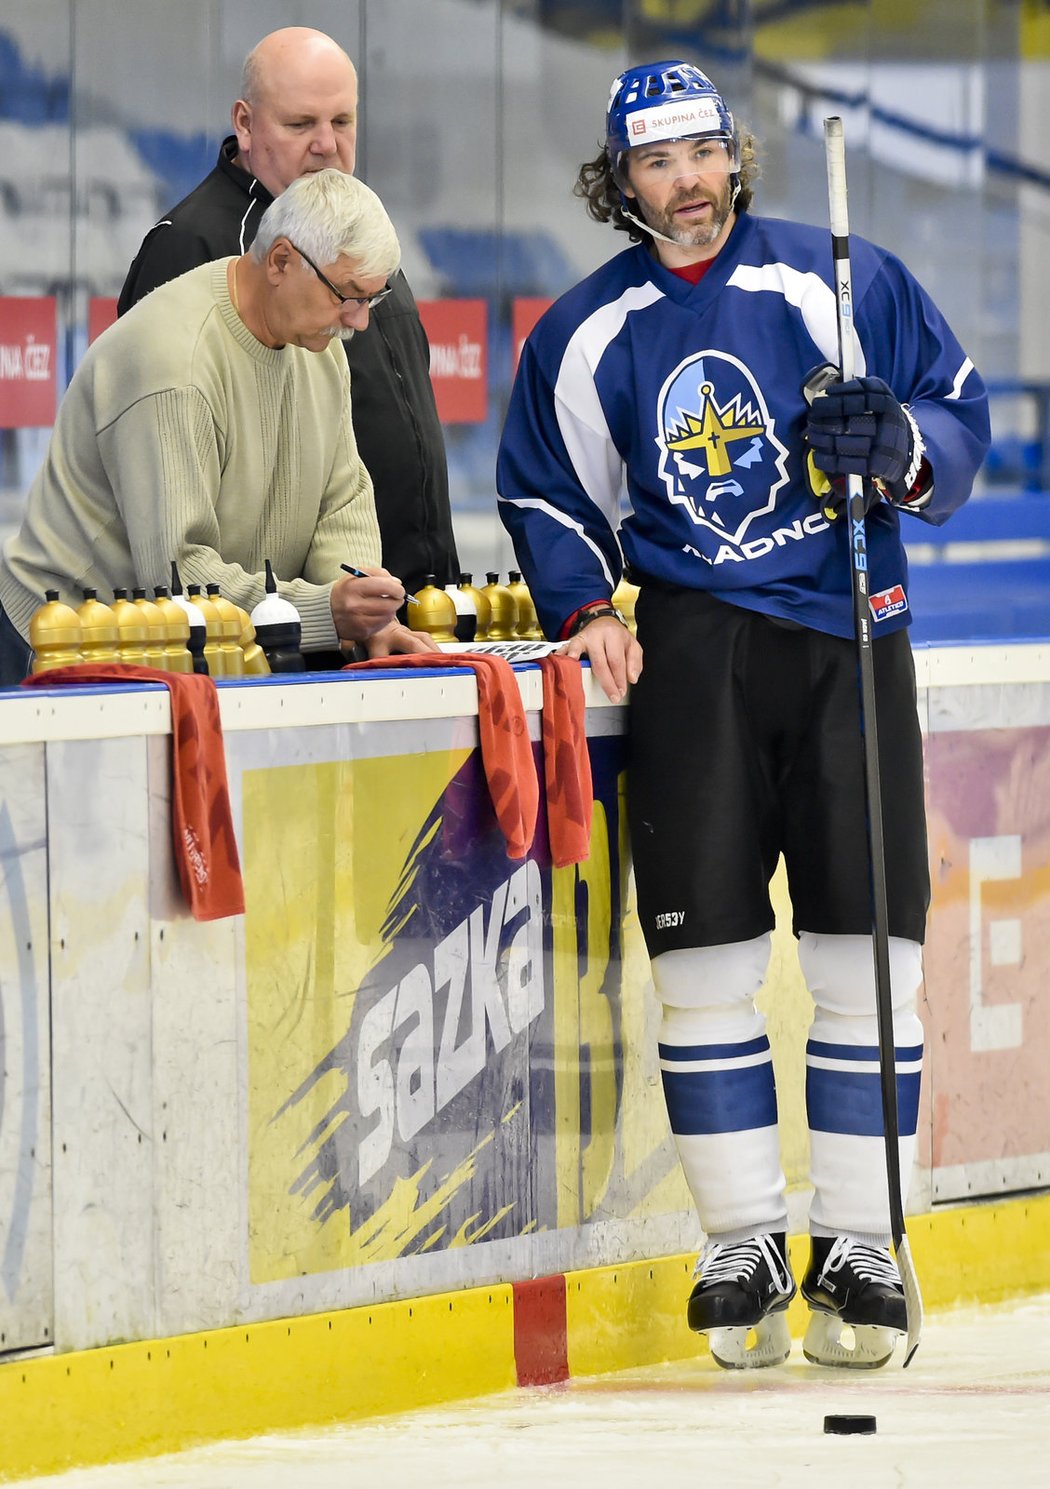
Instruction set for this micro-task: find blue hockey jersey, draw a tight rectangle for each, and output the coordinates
[497,212,990,641]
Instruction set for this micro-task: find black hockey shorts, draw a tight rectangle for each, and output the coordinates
[626,584,930,959]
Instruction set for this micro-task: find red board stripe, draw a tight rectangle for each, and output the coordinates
[512,1274,569,1386]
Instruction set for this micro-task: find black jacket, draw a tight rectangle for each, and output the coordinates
[119,139,459,595]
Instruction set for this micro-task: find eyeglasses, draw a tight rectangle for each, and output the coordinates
[291,242,393,310]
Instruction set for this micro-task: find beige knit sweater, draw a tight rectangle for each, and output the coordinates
[0,258,381,650]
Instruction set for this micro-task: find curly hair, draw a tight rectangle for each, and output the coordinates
[574,131,760,242]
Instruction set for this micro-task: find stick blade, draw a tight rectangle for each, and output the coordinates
[897,1234,924,1367]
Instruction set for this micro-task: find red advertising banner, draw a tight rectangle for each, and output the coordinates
[511,297,553,377]
[416,299,487,423]
[88,297,118,345]
[0,297,57,428]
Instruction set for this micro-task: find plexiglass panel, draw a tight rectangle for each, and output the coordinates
[0,0,1045,621]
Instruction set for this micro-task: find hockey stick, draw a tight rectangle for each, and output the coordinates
[823,115,924,1368]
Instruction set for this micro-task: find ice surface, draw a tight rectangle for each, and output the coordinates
[19,1294,1050,1489]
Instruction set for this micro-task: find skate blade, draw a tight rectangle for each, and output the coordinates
[802,1311,902,1370]
[708,1313,792,1370]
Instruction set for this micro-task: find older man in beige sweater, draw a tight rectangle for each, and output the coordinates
[0,169,435,684]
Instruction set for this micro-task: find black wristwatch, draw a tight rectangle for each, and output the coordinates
[568,603,627,637]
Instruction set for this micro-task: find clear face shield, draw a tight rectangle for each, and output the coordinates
[613,131,740,193]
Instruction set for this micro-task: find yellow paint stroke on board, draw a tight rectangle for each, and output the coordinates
[552,778,696,1230]
[306,1130,513,1267]
[551,800,618,1228]
[762,856,812,1193]
[243,748,472,1282]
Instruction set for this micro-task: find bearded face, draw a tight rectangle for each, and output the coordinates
[622,135,737,251]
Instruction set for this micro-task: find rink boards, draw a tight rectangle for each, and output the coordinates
[0,644,1048,1475]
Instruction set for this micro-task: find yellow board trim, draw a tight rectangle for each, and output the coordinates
[2,1194,1047,1482]
[0,1287,517,1483]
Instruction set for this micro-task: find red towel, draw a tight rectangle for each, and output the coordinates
[537,653,593,868]
[22,665,245,922]
[342,652,594,866]
[342,652,539,859]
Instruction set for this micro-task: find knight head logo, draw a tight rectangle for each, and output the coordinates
[655,351,789,545]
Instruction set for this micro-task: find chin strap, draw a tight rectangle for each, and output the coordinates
[620,177,741,247]
[620,205,684,247]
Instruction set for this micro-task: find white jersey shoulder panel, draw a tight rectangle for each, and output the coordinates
[726,262,866,375]
[553,281,665,529]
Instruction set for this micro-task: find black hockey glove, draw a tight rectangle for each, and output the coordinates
[805,373,926,507]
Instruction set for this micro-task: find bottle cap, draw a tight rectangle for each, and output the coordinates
[250,560,302,627]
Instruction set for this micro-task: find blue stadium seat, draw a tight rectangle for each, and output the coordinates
[0,29,69,123]
[128,128,216,209]
[907,558,1050,642]
[417,226,574,299]
[905,491,1050,642]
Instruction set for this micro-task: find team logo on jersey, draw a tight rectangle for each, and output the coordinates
[655,351,789,546]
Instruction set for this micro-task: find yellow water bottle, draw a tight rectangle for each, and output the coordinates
[110,587,150,666]
[410,575,458,643]
[152,585,194,674]
[506,570,543,640]
[233,602,269,675]
[76,588,120,664]
[206,583,246,678]
[29,590,82,673]
[131,587,169,670]
[480,572,517,640]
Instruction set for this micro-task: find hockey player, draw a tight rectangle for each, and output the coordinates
[497,61,989,1369]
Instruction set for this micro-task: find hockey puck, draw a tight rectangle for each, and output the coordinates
[824,1414,877,1435]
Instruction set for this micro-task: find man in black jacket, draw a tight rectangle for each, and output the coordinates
[119,25,459,600]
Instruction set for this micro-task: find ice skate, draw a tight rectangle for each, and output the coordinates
[801,1236,907,1369]
[687,1232,796,1370]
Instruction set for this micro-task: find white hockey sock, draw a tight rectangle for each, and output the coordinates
[799,933,924,1238]
[653,936,788,1238]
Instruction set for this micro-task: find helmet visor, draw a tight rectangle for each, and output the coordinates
[613,132,740,190]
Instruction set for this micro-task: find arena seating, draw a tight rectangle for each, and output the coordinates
[905,491,1050,642]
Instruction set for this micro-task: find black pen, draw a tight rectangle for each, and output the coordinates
[341,562,419,604]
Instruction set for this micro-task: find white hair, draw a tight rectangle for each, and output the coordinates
[251,169,400,280]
